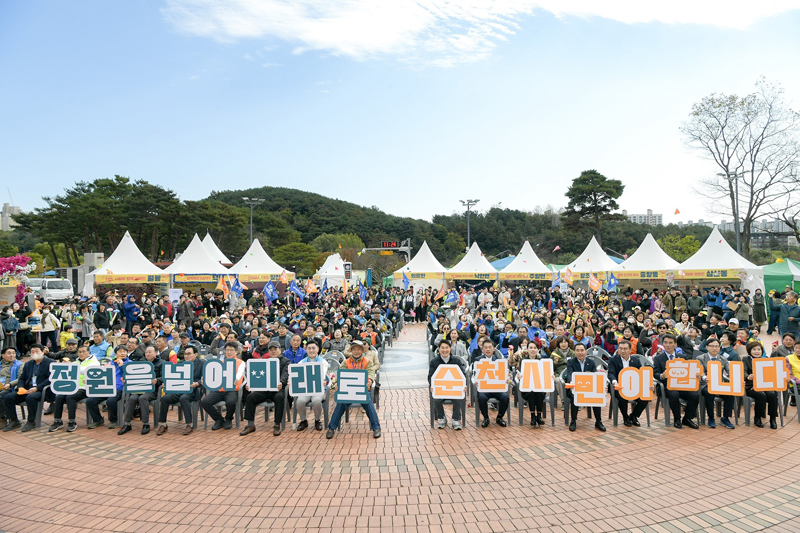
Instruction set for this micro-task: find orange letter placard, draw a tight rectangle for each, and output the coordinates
[617,367,654,401]
[474,359,508,393]
[518,359,555,393]
[665,358,702,391]
[752,358,790,392]
[707,360,744,396]
[571,372,608,407]
[430,364,467,399]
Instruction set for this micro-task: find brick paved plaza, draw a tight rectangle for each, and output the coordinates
[2,325,799,533]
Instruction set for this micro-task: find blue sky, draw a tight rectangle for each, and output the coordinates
[2,1,799,226]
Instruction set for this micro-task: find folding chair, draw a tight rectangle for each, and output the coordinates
[739,391,784,427]
[784,382,800,422]
[428,389,467,428]
[514,370,555,426]
[177,388,205,429]
[255,386,288,430]
[77,396,123,426]
[17,385,50,429]
[121,384,162,428]
[472,379,512,427]
[698,392,739,426]
[654,381,700,426]
[203,387,243,429]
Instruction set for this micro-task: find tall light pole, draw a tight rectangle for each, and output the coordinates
[717,172,743,255]
[459,199,480,249]
[242,197,265,244]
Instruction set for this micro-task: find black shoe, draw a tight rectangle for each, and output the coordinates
[211,420,225,431]
[673,420,682,429]
[326,428,335,439]
[536,414,544,426]
[43,406,54,416]
[117,424,132,435]
[314,420,323,431]
[141,424,150,435]
[569,420,576,432]
[595,421,606,432]
[49,420,64,432]
[530,415,538,427]
[66,421,77,432]
[623,416,632,427]
[791,397,797,407]
[770,418,778,429]
[3,420,20,432]
[481,418,490,428]
[20,421,35,432]
[223,420,233,430]
[682,418,699,429]
[297,420,308,431]
[273,425,281,436]
[754,417,764,428]
[373,429,381,438]
[495,417,507,427]
[630,416,641,427]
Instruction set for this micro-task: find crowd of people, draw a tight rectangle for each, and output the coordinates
[1,281,798,438]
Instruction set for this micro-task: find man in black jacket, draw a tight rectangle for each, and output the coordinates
[155,345,203,436]
[117,346,163,435]
[653,334,700,429]
[2,344,52,432]
[564,343,606,432]
[428,339,466,430]
[607,340,649,427]
[240,340,289,436]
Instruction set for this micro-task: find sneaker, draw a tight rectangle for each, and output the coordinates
[707,418,716,428]
[211,420,225,431]
[49,419,64,432]
[66,421,77,433]
[720,417,735,429]
[373,429,381,438]
[452,420,462,430]
[156,425,168,436]
[182,425,193,435]
[223,420,233,430]
[43,405,54,416]
[107,422,118,430]
[314,420,323,431]
[326,428,335,439]
[297,420,308,431]
[20,421,35,432]
[437,418,446,429]
[2,420,20,432]
[87,419,105,429]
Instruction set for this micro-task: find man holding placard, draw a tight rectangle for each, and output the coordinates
[201,342,245,431]
[653,334,700,429]
[240,340,288,436]
[291,340,328,431]
[326,339,381,439]
[156,345,204,436]
[696,337,737,429]
[608,340,650,427]
[564,343,606,432]
[428,339,467,430]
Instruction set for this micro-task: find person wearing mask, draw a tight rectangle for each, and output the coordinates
[564,343,606,432]
[2,344,53,432]
[696,337,735,429]
[326,339,381,439]
[1,306,19,354]
[607,340,650,427]
[39,304,61,351]
[293,341,328,432]
[155,345,204,436]
[653,334,700,429]
[117,346,163,435]
[743,341,779,429]
[428,339,466,430]
[240,340,288,436]
[48,345,102,432]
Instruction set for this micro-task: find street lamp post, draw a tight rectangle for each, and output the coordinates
[242,197,265,244]
[459,199,480,248]
[717,172,743,255]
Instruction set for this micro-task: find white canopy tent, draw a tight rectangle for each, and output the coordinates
[202,232,230,264]
[228,239,293,283]
[613,233,679,284]
[561,236,618,282]
[499,241,553,281]
[314,253,346,287]
[165,234,230,284]
[446,242,497,281]
[82,231,166,296]
[678,227,765,294]
[393,241,447,290]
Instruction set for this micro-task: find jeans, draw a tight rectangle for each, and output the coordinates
[328,396,380,430]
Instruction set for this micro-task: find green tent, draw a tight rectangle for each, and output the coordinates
[763,259,800,296]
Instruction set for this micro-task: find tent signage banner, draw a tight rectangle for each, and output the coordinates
[0,278,20,287]
[394,272,445,280]
[613,270,666,280]
[498,272,553,281]
[172,274,223,284]
[238,272,295,283]
[680,269,742,279]
[571,272,607,281]
[445,272,498,280]
[95,274,165,284]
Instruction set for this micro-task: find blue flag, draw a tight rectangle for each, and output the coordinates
[263,281,278,305]
[289,280,304,303]
[230,277,244,297]
[321,278,328,295]
[358,280,367,301]
[402,271,410,290]
[607,272,619,291]
[551,271,561,288]
[518,293,524,308]
[444,289,458,305]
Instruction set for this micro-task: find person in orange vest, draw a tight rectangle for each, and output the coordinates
[326,339,381,439]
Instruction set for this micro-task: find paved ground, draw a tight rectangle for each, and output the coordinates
[1,323,799,533]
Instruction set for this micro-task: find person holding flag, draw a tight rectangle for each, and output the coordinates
[288,279,305,305]
[263,281,279,306]
[402,272,411,291]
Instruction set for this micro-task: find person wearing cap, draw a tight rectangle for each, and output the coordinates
[172,333,192,361]
[240,340,288,436]
[49,345,102,433]
[326,339,381,439]
[55,338,80,362]
[156,345,204,436]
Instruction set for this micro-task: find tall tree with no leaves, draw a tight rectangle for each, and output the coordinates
[681,78,800,258]
[560,169,625,248]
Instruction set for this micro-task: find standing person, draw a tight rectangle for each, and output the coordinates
[39,304,61,351]
[13,302,32,356]
[122,295,141,334]
[752,289,767,331]
[766,290,782,335]
[773,291,800,337]
[326,339,381,439]
[240,340,288,436]
[2,344,53,432]
[564,343,606,432]
[2,306,19,354]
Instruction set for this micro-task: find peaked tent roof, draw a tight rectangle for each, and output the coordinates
[229,239,292,275]
[500,241,551,274]
[447,242,497,277]
[87,231,164,276]
[562,236,619,273]
[165,234,231,274]
[679,227,758,270]
[616,234,679,272]
[394,241,447,274]
[202,232,230,264]
[316,253,345,277]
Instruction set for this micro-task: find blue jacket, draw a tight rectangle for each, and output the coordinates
[284,347,307,364]
[111,358,129,391]
[122,295,140,323]
[497,332,518,356]
[0,358,22,387]
[89,341,112,360]
[2,315,19,335]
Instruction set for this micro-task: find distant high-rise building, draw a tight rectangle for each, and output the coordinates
[627,209,662,226]
[1,203,21,231]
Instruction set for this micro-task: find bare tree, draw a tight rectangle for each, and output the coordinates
[681,78,800,257]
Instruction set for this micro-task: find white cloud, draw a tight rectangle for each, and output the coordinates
[162,0,800,65]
